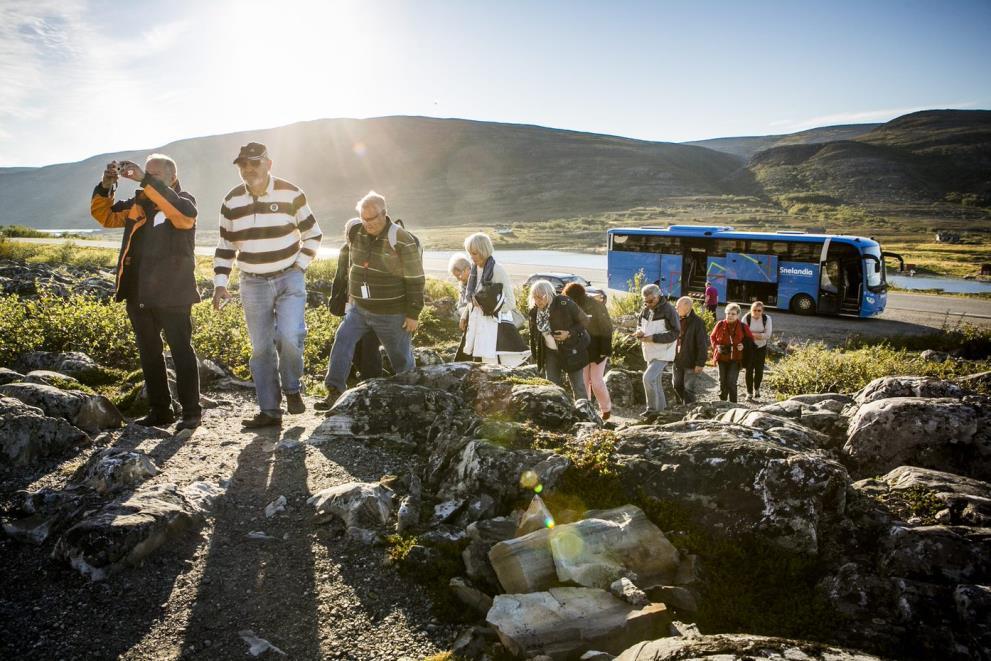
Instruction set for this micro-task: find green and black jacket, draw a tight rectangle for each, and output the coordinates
[347,217,425,318]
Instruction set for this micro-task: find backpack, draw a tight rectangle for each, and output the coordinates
[346,217,422,259]
[742,312,770,333]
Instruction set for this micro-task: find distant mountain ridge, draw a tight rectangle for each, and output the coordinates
[0,110,987,233]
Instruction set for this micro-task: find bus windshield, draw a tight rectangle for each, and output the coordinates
[863,245,885,290]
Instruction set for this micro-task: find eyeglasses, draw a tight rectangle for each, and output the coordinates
[360,212,381,222]
[238,160,263,169]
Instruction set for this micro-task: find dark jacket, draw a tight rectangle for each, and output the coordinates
[710,319,754,364]
[347,216,425,318]
[529,295,589,372]
[581,298,613,365]
[90,174,199,308]
[674,310,708,369]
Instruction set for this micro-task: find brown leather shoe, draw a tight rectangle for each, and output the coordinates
[286,392,306,414]
[241,412,283,429]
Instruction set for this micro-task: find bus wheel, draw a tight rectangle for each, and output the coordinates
[790,294,815,315]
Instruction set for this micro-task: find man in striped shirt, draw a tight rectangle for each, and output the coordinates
[316,191,424,410]
[212,142,323,428]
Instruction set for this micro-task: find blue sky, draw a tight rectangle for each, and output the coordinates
[1,0,988,167]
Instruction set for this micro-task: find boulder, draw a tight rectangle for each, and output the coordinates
[843,397,991,480]
[197,357,227,384]
[853,376,969,406]
[603,368,646,409]
[853,465,991,527]
[683,400,738,421]
[71,448,159,495]
[307,481,395,542]
[0,382,122,433]
[610,577,649,607]
[52,481,223,581]
[449,576,494,614]
[13,351,101,378]
[881,524,991,584]
[413,347,445,366]
[956,370,991,395]
[463,515,519,590]
[0,396,89,465]
[612,425,850,554]
[391,362,518,417]
[489,505,680,594]
[615,633,883,660]
[715,408,829,451]
[486,588,670,659]
[0,367,26,385]
[510,383,579,430]
[23,370,84,390]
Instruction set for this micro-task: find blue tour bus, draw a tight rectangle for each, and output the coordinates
[606,225,903,316]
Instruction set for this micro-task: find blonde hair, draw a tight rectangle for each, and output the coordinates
[464,233,494,261]
[356,190,387,216]
[145,153,177,181]
[750,300,765,314]
[447,253,470,276]
[527,279,556,309]
[725,303,742,316]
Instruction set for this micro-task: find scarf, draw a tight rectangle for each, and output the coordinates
[536,306,552,335]
[465,256,495,301]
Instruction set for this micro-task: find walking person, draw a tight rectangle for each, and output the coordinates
[460,233,529,366]
[91,154,202,430]
[636,284,680,422]
[672,296,708,406]
[704,281,718,316]
[317,191,424,410]
[213,142,323,428]
[744,301,772,401]
[563,282,613,420]
[329,219,383,382]
[710,302,754,403]
[527,280,589,398]
[448,253,473,362]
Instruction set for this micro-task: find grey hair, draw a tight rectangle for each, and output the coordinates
[725,302,742,315]
[464,232,494,261]
[447,253,471,276]
[356,190,387,216]
[527,279,556,309]
[676,296,694,309]
[145,153,177,181]
[641,283,661,298]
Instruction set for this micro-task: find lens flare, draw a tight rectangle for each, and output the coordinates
[551,529,584,558]
[352,142,367,157]
[534,484,543,494]
[544,516,556,529]
[519,470,539,489]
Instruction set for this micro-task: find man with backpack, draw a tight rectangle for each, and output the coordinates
[316,191,425,410]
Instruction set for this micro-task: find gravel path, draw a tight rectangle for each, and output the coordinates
[0,391,458,660]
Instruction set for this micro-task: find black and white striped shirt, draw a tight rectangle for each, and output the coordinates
[213,175,322,287]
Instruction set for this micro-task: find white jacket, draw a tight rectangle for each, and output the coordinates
[639,313,677,363]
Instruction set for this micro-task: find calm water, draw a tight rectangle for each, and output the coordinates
[888,274,991,294]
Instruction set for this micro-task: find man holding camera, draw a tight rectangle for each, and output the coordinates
[90,154,202,430]
[213,142,323,428]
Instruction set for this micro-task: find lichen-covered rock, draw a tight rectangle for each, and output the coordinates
[510,383,578,430]
[71,448,159,496]
[391,362,517,417]
[307,481,395,542]
[197,357,226,384]
[603,368,646,409]
[854,376,969,406]
[615,633,883,660]
[612,425,850,553]
[716,408,829,451]
[413,347,445,366]
[0,367,26,385]
[0,396,89,465]
[843,397,991,480]
[23,370,85,390]
[486,588,671,659]
[683,400,739,421]
[881,524,991,584]
[853,465,991,527]
[13,350,101,378]
[51,482,223,581]
[0,382,122,433]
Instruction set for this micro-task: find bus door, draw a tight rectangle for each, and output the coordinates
[821,239,863,315]
[681,239,709,295]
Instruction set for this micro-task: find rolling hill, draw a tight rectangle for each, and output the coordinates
[0,117,746,233]
[683,123,881,161]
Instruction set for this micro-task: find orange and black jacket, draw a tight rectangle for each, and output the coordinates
[90,175,200,308]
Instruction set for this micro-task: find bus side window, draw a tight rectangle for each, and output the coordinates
[789,242,821,262]
[748,240,769,254]
[713,239,741,257]
[771,242,790,258]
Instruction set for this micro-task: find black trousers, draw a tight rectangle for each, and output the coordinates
[745,346,767,395]
[718,360,741,403]
[126,302,201,418]
[355,331,383,380]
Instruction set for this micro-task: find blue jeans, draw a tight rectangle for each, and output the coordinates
[543,349,586,400]
[325,305,414,391]
[643,359,668,412]
[240,268,307,416]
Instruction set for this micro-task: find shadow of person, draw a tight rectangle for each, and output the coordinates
[179,429,322,659]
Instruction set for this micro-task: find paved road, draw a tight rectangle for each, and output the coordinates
[16,237,991,342]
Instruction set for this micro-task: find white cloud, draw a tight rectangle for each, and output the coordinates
[769,102,981,132]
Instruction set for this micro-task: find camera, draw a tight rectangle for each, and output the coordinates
[717,344,732,355]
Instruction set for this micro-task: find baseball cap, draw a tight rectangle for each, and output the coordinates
[233,142,269,164]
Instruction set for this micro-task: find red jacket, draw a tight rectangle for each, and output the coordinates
[710,319,753,364]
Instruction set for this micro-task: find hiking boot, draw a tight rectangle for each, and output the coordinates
[314,387,343,412]
[286,392,306,415]
[241,412,283,429]
[135,411,175,427]
[638,409,657,423]
[601,410,611,421]
[176,416,201,431]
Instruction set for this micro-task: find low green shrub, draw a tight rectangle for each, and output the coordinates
[767,342,991,397]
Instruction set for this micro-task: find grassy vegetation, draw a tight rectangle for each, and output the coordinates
[0,225,49,239]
